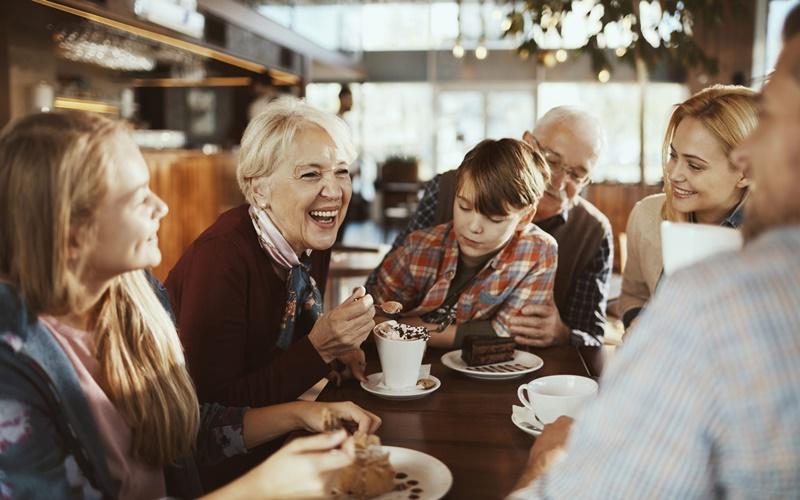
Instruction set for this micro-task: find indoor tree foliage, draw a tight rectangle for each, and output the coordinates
[503,0,749,76]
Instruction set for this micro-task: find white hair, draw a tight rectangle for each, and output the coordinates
[533,106,606,158]
[237,96,356,205]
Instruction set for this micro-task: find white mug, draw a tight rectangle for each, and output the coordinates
[661,221,742,276]
[517,375,598,424]
[373,322,427,389]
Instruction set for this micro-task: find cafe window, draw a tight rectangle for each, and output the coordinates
[538,82,688,184]
[306,82,434,197]
[309,81,684,184]
[257,1,516,53]
[436,87,536,173]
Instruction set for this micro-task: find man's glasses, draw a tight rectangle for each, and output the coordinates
[529,137,591,185]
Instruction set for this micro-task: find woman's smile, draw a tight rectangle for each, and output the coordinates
[308,206,341,226]
[671,185,697,199]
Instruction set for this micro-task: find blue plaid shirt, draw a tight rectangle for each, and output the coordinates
[510,226,800,499]
[367,173,611,344]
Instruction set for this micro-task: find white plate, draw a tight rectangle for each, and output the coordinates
[440,349,543,380]
[370,446,453,500]
[511,405,542,437]
[361,373,441,400]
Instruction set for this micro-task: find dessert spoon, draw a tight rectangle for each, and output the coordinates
[519,420,543,433]
[374,301,403,318]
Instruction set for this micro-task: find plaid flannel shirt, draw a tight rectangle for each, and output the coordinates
[366,173,610,344]
[373,222,557,337]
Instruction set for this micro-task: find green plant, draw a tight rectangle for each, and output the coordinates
[503,0,749,76]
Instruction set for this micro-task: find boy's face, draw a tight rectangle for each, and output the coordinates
[452,175,532,264]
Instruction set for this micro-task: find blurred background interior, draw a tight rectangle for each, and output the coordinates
[0,0,794,294]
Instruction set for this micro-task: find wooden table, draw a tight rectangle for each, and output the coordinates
[317,342,602,499]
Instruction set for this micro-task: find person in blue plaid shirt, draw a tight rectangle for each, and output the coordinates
[367,107,612,348]
[509,10,800,498]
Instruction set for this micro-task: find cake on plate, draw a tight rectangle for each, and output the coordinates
[461,335,516,366]
[324,410,396,499]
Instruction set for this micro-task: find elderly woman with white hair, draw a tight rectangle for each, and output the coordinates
[165,96,375,489]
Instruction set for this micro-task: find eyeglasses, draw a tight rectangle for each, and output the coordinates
[290,165,352,185]
[529,137,591,185]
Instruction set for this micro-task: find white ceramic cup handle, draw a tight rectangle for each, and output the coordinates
[517,385,535,411]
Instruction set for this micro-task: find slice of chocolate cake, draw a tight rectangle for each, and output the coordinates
[461,335,516,366]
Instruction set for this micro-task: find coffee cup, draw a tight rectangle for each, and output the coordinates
[661,221,742,276]
[517,375,598,424]
[373,321,427,389]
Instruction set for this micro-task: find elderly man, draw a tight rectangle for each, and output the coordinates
[509,11,800,498]
[367,107,611,347]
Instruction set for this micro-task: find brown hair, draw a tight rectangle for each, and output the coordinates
[455,138,550,217]
[661,85,758,222]
[0,111,198,466]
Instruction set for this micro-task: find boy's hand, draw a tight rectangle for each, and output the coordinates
[509,302,570,347]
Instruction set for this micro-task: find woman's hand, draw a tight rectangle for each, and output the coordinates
[204,431,353,499]
[297,401,382,435]
[309,287,375,363]
[328,348,368,385]
[242,399,380,449]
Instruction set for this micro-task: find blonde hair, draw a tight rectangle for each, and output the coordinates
[0,112,198,466]
[237,95,356,205]
[456,138,551,216]
[661,85,758,222]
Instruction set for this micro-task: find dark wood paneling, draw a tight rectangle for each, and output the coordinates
[584,182,663,272]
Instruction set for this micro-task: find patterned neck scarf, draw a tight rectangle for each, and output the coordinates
[249,205,322,350]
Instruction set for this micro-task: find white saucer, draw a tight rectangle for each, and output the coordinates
[361,373,441,400]
[511,405,542,436]
[369,446,453,499]
[441,349,543,380]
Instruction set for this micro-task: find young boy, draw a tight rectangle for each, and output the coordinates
[371,138,557,348]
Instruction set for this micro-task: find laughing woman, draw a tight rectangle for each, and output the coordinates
[165,96,375,488]
[620,85,757,331]
[0,111,380,499]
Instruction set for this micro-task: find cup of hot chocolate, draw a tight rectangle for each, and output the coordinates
[373,320,430,389]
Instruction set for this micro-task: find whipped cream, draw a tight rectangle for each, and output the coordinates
[374,320,430,341]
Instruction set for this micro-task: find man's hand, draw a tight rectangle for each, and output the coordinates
[513,416,574,490]
[509,302,571,347]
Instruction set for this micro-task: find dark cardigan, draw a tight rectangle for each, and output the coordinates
[165,204,332,490]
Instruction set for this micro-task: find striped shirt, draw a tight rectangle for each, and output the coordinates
[510,226,800,499]
[373,222,557,337]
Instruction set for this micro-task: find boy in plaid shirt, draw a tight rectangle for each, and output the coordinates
[371,138,557,348]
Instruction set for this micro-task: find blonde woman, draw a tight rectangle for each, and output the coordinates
[0,111,380,499]
[165,96,376,487]
[620,85,756,331]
